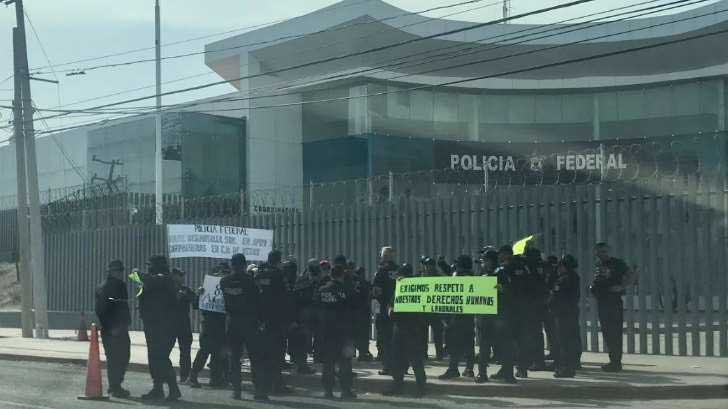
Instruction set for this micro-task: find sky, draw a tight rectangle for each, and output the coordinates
[0,0,721,136]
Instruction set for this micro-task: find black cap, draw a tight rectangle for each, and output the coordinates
[560,254,578,270]
[481,250,498,264]
[281,260,298,274]
[146,255,168,272]
[268,250,283,265]
[333,254,347,267]
[107,259,124,272]
[498,245,514,255]
[456,254,473,271]
[398,263,414,277]
[231,253,247,268]
[423,257,436,266]
[546,255,559,265]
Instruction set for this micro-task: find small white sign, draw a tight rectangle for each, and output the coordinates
[167,224,273,261]
[198,275,225,313]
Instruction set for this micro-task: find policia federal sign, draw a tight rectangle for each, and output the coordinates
[393,277,498,315]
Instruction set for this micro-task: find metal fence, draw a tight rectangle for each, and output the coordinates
[40,175,728,357]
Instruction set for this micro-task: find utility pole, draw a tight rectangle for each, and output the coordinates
[154,0,163,224]
[12,27,33,339]
[10,0,49,338]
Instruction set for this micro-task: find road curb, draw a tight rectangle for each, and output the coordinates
[1,353,726,400]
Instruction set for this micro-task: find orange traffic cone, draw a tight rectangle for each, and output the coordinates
[77,312,89,342]
[77,323,109,401]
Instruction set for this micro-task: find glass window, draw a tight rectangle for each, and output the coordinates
[508,95,535,124]
[534,94,563,123]
[434,91,458,122]
[479,94,508,123]
[673,82,700,116]
[563,93,592,123]
[386,85,410,119]
[617,89,645,120]
[410,90,433,121]
[645,85,672,118]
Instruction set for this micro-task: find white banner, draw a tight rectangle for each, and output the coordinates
[167,224,273,261]
[198,275,225,313]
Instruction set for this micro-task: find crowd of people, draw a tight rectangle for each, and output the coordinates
[93,242,633,402]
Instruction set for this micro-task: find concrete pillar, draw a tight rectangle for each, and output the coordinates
[348,85,370,135]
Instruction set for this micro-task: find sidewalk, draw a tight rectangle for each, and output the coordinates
[0,328,726,399]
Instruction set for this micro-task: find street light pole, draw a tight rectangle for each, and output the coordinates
[154,0,163,225]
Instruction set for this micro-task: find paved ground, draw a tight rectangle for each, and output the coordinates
[0,360,726,409]
[0,328,726,401]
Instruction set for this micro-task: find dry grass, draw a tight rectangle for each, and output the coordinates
[0,262,20,310]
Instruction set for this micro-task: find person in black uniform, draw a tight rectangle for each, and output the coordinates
[372,246,398,375]
[290,259,321,375]
[590,242,630,372]
[384,263,427,397]
[95,259,131,398]
[475,248,498,383]
[139,255,181,401]
[543,255,559,363]
[421,257,446,360]
[490,246,518,384]
[189,262,230,388]
[509,253,537,379]
[524,247,548,372]
[255,250,294,395]
[316,264,357,399]
[438,255,476,380]
[549,255,581,378]
[220,254,261,400]
[281,258,299,371]
[171,268,195,383]
[351,264,374,362]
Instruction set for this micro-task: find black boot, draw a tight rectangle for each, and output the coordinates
[188,372,201,388]
[340,389,357,400]
[383,382,404,396]
[232,389,242,400]
[166,383,182,402]
[141,383,164,401]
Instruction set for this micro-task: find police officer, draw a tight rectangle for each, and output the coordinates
[139,255,181,401]
[95,260,131,398]
[489,246,518,384]
[372,246,398,375]
[549,255,580,378]
[350,264,374,362]
[438,255,476,380]
[290,259,321,374]
[543,255,560,363]
[255,250,294,395]
[590,242,631,372]
[510,252,537,379]
[189,262,230,388]
[475,248,498,383]
[220,254,261,400]
[384,263,427,397]
[524,247,548,372]
[316,264,357,399]
[421,257,446,360]
[281,259,299,371]
[171,268,195,383]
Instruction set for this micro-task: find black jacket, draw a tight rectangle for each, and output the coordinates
[255,263,293,327]
[315,279,354,336]
[549,270,581,315]
[139,271,177,326]
[590,257,628,303]
[220,271,260,328]
[372,261,398,311]
[174,284,196,330]
[95,276,131,336]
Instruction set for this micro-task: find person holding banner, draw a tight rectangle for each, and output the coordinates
[316,264,357,399]
[489,246,518,384]
[139,255,182,401]
[372,247,399,375]
[438,255,476,380]
[421,257,446,361]
[384,263,427,397]
[220,254,262,400]
[475,248,499,383]
[189,263,230,389]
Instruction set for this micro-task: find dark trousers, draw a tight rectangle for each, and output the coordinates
[354,313,371,356]
[175,324,192,380]
[248,328,277,397]
[513,315,540,371]
[494,317,515,376]
[227,322,256,393]
[192,315,227,384]
[289,324,313,367]
[101,331,130,390]
[598,300,623,365]
[446,319,475,373]
[476,317,496,374]
[391,324,426,386]
[269,325,287,389]
[375,313,392,370]
[321,334,353,393]
[143,324,177,388]
[426,317,445,358]
[555,312,580,375]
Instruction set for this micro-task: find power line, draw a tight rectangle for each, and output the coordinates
[32,0,703,115]
[48,0,502,110]
[11,0,596,127]
[7,11,726,141]
[32,0,503,76]
[27,0,375,72]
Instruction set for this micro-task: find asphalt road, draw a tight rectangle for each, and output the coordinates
[0,360,726,409]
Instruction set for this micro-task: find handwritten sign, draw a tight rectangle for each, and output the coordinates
[167,224,273,261]
[198,275,225,313]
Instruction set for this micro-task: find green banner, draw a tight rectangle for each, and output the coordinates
[393,276,498,315]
